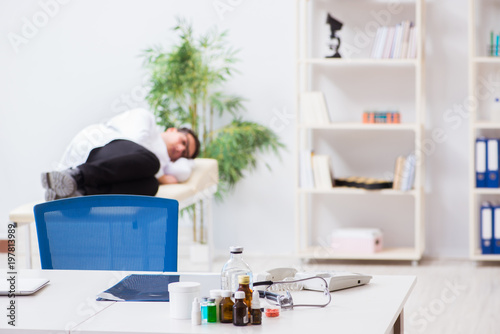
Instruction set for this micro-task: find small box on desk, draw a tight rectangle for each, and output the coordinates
[330,228,383,254]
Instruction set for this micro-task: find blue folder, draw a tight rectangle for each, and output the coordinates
[481,203,493,254]
[476,138,488,188]
[487,138,500,188]
[494,206,500,254]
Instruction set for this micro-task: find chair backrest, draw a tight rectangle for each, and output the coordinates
[34,195,178,271]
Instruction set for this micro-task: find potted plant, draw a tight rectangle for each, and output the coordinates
[142,19,284,261]
[142,18,284,197]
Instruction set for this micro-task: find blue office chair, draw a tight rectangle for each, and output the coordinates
[34,195,179,271]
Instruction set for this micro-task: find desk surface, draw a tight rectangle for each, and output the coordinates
[0,270,416,334]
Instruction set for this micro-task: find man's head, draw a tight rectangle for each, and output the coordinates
[162,127,200,161]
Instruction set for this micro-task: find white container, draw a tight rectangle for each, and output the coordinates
[168,282,201,319]
[331,228,383,254]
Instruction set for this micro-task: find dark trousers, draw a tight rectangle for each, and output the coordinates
[77,140,160,196]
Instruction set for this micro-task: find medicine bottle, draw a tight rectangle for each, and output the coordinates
[209,289,223,322]
[250,290,262,325]
[200,297,208,323]
[191,297,201,325]
[233,291,248,326]
[206,298,217,323]
[221,246,253,293]
[219,290,234,323]
[237,275,252,317]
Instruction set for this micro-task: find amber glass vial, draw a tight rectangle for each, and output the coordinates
[237,275,252,316]
[251,307,262,325]
[233,291,248,326]
[219,290,234,323]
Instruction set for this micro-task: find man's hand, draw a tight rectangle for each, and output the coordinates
[158,174,179,184]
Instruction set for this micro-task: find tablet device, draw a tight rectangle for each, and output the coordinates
[0,278,50,295]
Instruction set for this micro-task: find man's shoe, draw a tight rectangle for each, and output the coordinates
[44,188,84,201]
[41,171,77,199]
[44,189,57,201]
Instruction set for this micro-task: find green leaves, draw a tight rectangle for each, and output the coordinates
[204,120,284,194]
[142,18,284,200]
[209,91,245,117]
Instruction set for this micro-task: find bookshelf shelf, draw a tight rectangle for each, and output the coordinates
[472,57,500,64]
[470,252,500,261]
[299,188,416,196]
[468,0,500,262]
[297,247,422,261]
[474,188,500,195]
[474,121,500,129]
[295,0,425,264]
[299,58,418,67]
[298,123,418,131]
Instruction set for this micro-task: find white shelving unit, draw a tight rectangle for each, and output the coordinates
[295,0,426,263]
[468,0,500,261]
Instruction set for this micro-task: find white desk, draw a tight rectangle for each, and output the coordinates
[0,270,116,333]
[0,270,416,334]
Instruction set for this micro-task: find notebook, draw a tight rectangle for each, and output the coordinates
[0,278,50,295]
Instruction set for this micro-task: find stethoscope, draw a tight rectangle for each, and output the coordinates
[253,276,332,309]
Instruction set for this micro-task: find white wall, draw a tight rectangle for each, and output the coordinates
[0,0,470,259]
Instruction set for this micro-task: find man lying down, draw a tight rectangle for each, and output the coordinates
[41,108,200,201]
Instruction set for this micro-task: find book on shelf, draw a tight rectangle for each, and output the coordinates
[371,21,416,59]
[391,23,402,59]
[362,111,400,124]
[370,27,383,58]
[300,91,330,124]
[299,149,315,188]
[488,31,500,57]
[400,20,412,59]
[372,26,386,59]
[392,155,406,190]
[392,153,416,191]
[400,153,416,191]
[408,26,417,59]
[311,154,333,189]
[382,26,395,59]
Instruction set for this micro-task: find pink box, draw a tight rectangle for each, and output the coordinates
[330,228,383,254]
